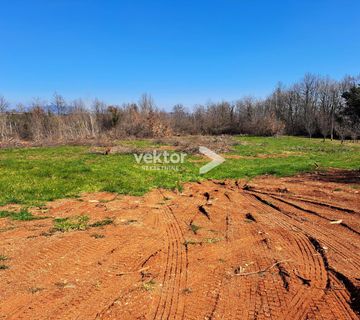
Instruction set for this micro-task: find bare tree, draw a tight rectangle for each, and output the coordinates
[317,78,334,141]
[171,104,191,134]
[1,73,360,145]
[0,96,9,140]
[300,74,319,138]
[52,92,67,115]
[138,93,155,115]
[0,95,9,113]
[29,98,48,141]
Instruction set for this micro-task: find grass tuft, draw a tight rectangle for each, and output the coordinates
[204,237,222,244]
[190,223,201,234]
[89,218,113,228]
[0,209,46,221]
[142,279,156,291]
[53,215,89,232]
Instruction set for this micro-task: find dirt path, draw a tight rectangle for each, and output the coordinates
[0,170,359,319]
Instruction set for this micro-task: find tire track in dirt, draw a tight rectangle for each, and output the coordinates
[202,189,234,320]
[306,235,359,319]
[56,246,162,320]
[1,171,359,320]
[3,199,164,320]
[267,194,360,235]
[183,266,226,320]
[4,242,116,319]
[197,188,284,319]
[171,186,233,320]
[209,187,297,319]
[160,185,236,320]
[279,236,328,320]
[246,188,358,214]
[63,200,169,320]
[2,234,91,292]
[246,191,360,272]
[149,189,189,320]
[243,190,359,319]
[53,239,163,319]
[279,198,360,273]
[92,205,166,320]
[238,191,325,319]
[282,195,358,215]
[6,237,161,320]
[225,190,278,320]
[202,186,248,320]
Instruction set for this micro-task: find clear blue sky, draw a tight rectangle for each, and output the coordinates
[0,0,359,109]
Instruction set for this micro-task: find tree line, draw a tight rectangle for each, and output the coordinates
[0,73,359,144]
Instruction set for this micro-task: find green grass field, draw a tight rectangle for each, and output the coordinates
[0,136,359,206]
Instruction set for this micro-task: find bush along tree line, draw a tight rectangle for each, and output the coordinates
[0,73,359,144]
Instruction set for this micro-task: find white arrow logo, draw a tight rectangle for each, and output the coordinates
[199,146,225,174]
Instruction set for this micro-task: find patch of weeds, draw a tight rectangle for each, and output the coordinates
[175,181,184,193]
[204,237,222,244]
[142,279,156,291]
[0,209,47,221]
[334,188,342,192]
[190,223,201,235]
[0,255,8,261]
[350,185,360,190]
[0,211,12,218]
[90,233,105,239]
[89,217,113,228]
[0,264,9,270]
[183,239,200,246]
[14,209,48,221]
[53,215,89,232]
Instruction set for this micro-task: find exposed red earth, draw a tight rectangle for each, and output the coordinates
[0,170,359,320]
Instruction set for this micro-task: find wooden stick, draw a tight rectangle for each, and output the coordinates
[235,259,291,276]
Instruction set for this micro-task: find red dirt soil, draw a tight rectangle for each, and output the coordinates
[0,170,359,320]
